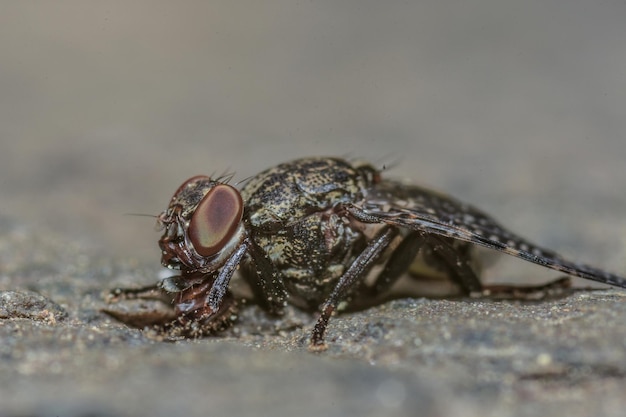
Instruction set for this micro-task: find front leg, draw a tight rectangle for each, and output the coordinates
[104,242,249,337]
[103,281,178,329]
[167,278,239,337]
[103,277,188,329]
[169,240,250,337]
[309,226,398,351]
[106,270,208,304]
[107,282,166,303]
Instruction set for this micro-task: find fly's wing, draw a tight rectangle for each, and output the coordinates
[359,180,626,289]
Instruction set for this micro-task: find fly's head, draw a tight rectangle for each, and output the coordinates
[157,175,245,273]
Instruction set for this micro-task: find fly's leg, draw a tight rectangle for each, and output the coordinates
[104,244,249,335]
[366,232,476,300]
[107,270,211,303]
[103,282,177,329]
[107,283,166,303]
[478,277,571,300]
[310,226,399,351]
[427,235,572,299]
[204,241,249,313]
[426,235,483,293]
[145,244,248,337]
[168,279,239,337]
[370,231,427,295]
[368,232,571,301]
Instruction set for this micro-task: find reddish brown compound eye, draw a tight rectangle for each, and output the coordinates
[188,184,244,257]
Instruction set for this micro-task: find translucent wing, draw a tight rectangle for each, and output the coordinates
[359,180,626,288]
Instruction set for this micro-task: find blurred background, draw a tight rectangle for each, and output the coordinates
[1,0,625,276]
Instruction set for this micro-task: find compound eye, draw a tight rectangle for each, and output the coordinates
[188,184,244,257]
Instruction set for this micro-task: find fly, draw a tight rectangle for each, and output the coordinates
[105,157,626,350]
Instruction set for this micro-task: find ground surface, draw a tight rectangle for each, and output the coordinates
[2,2,626,417]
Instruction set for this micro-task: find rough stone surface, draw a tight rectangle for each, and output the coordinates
[2,2,626,417]
[2,213,626,417]
[0,291,67,322]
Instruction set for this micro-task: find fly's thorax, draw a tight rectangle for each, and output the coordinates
[241,157,378,229]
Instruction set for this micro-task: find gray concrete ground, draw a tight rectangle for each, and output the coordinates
[2,2,626,416]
